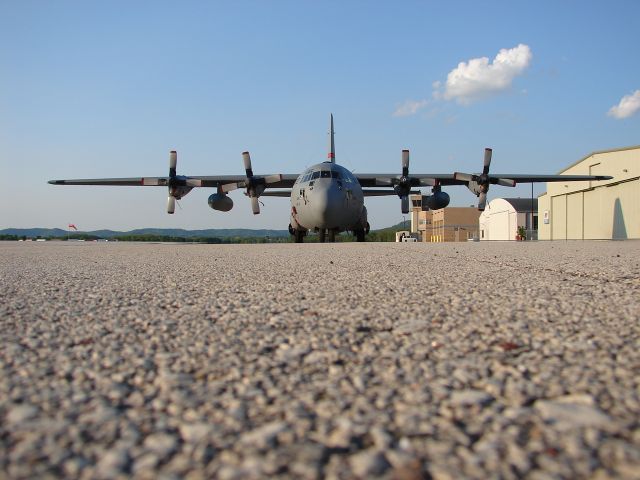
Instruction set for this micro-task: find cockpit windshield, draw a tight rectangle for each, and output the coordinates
[299,168,344,184]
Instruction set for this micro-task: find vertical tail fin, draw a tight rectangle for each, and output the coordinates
[328,113,335,163]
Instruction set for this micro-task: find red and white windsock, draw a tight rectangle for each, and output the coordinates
[68,224,78,231]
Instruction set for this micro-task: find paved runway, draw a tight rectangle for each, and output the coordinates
[1,241,639,479]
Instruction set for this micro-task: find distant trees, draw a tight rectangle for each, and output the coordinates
[1,228,401,243]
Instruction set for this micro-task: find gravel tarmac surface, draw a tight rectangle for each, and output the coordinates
[1,240,639,479]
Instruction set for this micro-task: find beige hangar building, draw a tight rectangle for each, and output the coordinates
[538,145,639,240]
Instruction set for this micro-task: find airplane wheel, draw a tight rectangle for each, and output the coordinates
[294,230,304,243]
[318,229,326,243]
[328,229,336,242]
[355,230,365,242]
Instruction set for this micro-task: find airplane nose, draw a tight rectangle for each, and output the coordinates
[313,187,330,214]
[310,183,344,228]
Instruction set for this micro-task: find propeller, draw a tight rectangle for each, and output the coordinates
[395,150,414,214]
[222,152,282,215]
[376,150,435,214]
[454,148,516,210]
[167,150,178,213]
[155,150,203,214]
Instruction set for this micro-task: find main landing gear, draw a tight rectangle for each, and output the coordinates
[289,224,369,243]
[318,229,338,243]
[353,222,370,242]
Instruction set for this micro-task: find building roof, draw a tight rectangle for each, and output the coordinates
[558,144,640,174]
[501,198,538,213]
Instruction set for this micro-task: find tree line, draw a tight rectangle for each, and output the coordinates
[2,229,399,243]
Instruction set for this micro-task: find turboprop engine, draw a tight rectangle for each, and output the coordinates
[422,190,450,210]
[208,193,233,212]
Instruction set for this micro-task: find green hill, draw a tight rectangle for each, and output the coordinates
[0,227,290,239]
[1,222,410,243]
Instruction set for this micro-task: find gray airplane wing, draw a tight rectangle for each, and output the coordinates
[355,173,612,188]
[362,189,420,196]
[48,174,299,189]
[259,190,292,197]
[461,174,613,184]
[355,174,439,188]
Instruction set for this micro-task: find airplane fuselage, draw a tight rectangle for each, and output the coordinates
[289,161,367,235]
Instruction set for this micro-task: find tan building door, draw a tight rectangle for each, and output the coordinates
[551,195,567,240]
[609,180,640,239]
[566,192,584,239]
[583,189,603,239]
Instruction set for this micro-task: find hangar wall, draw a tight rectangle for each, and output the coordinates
[539,146,639,240]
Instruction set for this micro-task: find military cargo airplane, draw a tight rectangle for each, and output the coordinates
[49,115,612,242]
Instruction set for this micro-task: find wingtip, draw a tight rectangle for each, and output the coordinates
[48,180,62,185]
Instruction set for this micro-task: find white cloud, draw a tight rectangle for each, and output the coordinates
[437,44,532,105]
[393,99,429,117]
[607,90,640,119]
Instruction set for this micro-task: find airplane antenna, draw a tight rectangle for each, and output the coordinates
[328,113,335,163]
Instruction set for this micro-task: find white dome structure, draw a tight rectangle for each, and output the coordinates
[479,198,537,241]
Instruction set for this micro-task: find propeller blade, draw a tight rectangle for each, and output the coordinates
[482,148,492,175]
[250,195,260,215]
[242,151,253,177]
[453,172,474,182]
[401,195,409,214]
[478,192,487,211]
[495,178,516,187]
[401,150,409,177]
[167,195,176,214]
[169,151,177,177]
[263,174,283,184]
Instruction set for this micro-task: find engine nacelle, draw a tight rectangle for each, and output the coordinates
[208,193,233,212]
[169,186,193,200]
[422,191,450,210]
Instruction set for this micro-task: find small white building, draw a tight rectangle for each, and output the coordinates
[479,198,538,241]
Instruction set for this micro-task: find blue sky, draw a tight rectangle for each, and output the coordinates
[1,1,638,230]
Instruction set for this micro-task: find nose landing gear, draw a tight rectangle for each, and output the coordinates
[289,223,307,243]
